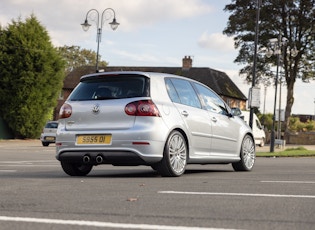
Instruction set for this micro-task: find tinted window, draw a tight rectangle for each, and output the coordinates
[165,79,181,103]
[194,83,227,114]
[169,78,201,108]
[69,75,149,101]
[46,122,58,129]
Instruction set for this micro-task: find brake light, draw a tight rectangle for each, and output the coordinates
[125,100,160,117]
[59,103,72,119]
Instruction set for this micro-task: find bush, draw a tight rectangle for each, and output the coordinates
[0,15,65,138]
[289,117,315,132]
[258,113,273,131]
[257,114,315,132]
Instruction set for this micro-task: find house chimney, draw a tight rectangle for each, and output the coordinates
[182,56,192,70]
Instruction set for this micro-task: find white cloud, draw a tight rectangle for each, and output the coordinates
[0,0,214,44]
[111,49,179,66]
[113,49,159,63]
[0,0,213,31]
[111,0,214,31]
[198,32,235,52]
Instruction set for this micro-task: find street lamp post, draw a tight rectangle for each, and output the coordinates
[81,8,119,72]
[249,0,261,129]
[278,74,283,140]
[266,36,281,152]
[266,36,298,152]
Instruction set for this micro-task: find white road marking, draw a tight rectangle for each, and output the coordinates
[158,191,315,199]
[0,170,17,173]
[0,160,56,164]
[0,164,58,167]
[0,216,237,230]
[0,160,58,167]
[261,180,315,184]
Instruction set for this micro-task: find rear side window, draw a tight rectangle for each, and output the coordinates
[165,79,181,103]
[69,75,150,101]
[166,78,201,108]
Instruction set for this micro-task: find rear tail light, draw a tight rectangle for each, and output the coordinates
[125,100,160,117]
[59,103,72,119]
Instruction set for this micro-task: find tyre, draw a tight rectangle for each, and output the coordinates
[156,130,187,177]
[61,161,93,176]
[232,134,255,171]
[42,142,49,147]
[150,164,158,171]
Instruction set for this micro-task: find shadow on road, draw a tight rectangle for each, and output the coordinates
[1,167,234,179]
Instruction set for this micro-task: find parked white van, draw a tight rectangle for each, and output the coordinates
[232,108,265,147]
[240,111,266,147]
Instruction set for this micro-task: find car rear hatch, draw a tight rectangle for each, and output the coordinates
[64,73,150,131]
[44,122,58,133]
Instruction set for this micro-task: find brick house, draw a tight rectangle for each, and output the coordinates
[54,56,247,120]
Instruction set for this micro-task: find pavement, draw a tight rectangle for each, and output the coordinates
[256,143,315,152]
[0,139,43,147]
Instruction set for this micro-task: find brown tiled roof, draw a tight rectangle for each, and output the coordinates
[63,66,247,100]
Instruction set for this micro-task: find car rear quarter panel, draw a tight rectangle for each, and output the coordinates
[148,73,190,133]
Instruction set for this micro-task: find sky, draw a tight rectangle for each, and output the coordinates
[1,0,314,115]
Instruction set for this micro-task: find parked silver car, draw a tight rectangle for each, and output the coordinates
[56,71,255,177]
[40,121,58,146]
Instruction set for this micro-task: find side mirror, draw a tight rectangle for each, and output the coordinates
[227,112,234,118]
[231,107,242,116]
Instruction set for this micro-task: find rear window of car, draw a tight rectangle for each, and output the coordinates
[45,122,58,129]
[69,75,150,101]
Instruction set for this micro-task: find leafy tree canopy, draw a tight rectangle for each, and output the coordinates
[57,45,108,74]
[0,15,65,138]
[223,0,315,133]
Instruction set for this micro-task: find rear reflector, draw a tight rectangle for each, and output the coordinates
[132,142,150,145]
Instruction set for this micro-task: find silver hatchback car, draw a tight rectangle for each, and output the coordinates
[56,71,255,177]
[40,121,58,146]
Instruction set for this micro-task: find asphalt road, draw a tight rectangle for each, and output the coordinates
[0,140,315,230]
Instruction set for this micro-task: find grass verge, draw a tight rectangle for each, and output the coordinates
[256,146,315,157]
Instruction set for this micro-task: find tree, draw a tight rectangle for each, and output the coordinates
[0,15,65,138]
[57,45,108,74]
[223,0,315,135]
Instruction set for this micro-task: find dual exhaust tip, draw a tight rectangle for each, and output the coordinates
[83,155,103,164]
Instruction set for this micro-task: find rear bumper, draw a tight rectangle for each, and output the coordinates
[57,150,162,166]
[56,120,170,165]
[56,137,166,166]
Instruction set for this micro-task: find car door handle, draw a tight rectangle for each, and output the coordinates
[181,111,189,117]
[211,117,217,122]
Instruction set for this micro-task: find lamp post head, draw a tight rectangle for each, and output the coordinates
[81,19,91,32]
[109,18,119,31]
